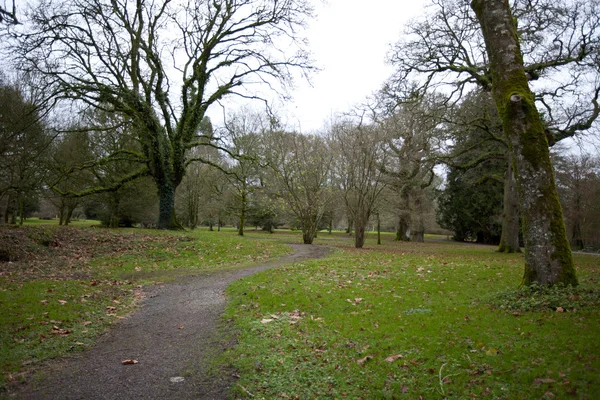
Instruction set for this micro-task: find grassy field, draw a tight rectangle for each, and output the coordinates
[225,233,600,399]
[0,224,290,391]
[1,224,599,398]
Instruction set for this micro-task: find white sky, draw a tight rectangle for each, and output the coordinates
[267,0,427,133]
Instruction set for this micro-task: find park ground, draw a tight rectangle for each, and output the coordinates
[1,219,599,399]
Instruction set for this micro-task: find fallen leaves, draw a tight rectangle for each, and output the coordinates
[121,359,138,365]
[50,326,72,336]
[346,298,364,305]
[384,354,404,362]
[356,355,373,364]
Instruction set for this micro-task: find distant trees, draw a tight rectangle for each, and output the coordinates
[554,153,600,250]
[0,79,51,224]
[12,0,313,229]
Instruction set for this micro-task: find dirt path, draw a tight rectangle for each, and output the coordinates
[11,244,330,400]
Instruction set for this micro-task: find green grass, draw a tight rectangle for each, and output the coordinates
[21,217,101,227]
[225,240,600,399]
[0,225,291,391]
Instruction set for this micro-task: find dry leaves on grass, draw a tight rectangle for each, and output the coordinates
[384,354,404,362]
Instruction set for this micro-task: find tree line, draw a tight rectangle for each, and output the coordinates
[1,0,599,287]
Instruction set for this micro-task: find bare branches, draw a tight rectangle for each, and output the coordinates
[388,0,600,141]
[0,0,19,25]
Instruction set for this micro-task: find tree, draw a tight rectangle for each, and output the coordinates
[377,96,441,242]
[443,90,521,252]
[264,130,332,244]
[388,0,600,254]
[471,0,578,286]
[554,152,600,250]
[437,167,503,244]
[0,79,51,225]
[13,0,313,229]
[331,121,387,248]
[46,131,96,225]
[223,112,265,236]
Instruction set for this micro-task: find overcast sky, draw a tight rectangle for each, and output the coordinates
[277,0,427,133]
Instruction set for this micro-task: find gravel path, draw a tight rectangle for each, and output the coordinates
[12,244,330,400]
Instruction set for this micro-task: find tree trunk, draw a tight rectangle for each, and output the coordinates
[472,0,577,286]
[64,205,75,226]
[238,210,245,237]
[376,212,381,245]
[58,199,65,226]
[157,183,181,230]
[410,215,425,243]
[354,214,368,248]
[18,194,24,226]
[395,212,410,241]
[498,157,521,253]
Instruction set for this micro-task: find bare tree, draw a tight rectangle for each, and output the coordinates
[330,121,387,248]
[264,130,332,244]
[12,0,313,229]
[0,0,18,25]
[471,0,577,286]
[222,111,265,236]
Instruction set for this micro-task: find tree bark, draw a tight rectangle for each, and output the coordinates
[157,183,181,230]
[498,157,521,253]
[395,212,410,241]
[355,222,366,248]
[472,0,577,286]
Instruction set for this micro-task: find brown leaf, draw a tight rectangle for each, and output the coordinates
[401,386,409,393]
[556,307,564,313]
[356,355,373,364]
[178,325,184,329]
[121,359,138,365]
[512,312,522,316]
[83,321,92,326]
[384,354,404,362]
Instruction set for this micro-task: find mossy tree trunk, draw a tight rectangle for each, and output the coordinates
[472,0,577,286]
[498,156,521,253]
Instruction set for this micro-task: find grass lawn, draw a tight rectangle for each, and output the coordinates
[1,224,598,398]
[225,234,600,399]
[21,217,101,227]
[0,224,290,391]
